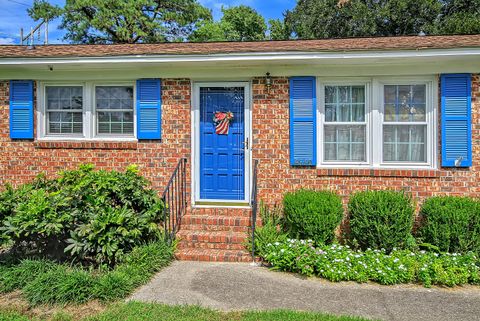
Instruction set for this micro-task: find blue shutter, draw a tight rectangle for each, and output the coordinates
[136,79,162,139]
[10,80,34,139]
[290,77,317,166]
[441,74,472,167]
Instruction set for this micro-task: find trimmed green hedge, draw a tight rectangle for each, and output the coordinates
[348,190,414,252]
[417,196,480,255]
[283,190,343,245]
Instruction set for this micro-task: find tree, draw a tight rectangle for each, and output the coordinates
[268,19,290,40]
[284,0,378,39]
[436,0,480,34]
[284,0,475,39]
[28,0,212,44]
[376,0,442,36]
[189,5,267,42]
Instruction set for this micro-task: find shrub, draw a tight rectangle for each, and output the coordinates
[348,190,414,252]
[1,165,164,266]
[417,196,480,255]
[283,190,343,245]
[263,239,480,287]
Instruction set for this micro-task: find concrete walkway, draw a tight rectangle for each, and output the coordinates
[130,261,480,321]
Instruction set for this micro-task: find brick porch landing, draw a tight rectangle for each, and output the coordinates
[175,207,256,262]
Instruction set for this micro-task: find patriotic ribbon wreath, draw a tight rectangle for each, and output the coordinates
[213,111,234,135]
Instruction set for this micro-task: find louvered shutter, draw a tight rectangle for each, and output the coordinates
[10,80,34,139]
[136,79,162,139]
[441,74,472,167]
[289,77,317,166]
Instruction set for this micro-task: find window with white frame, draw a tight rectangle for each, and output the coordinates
[319,78,435,168]
[324,85,367,162]
[45,86,83,135]
[39,82,136,140]
[95,86,134,135]
[382,85,427,163]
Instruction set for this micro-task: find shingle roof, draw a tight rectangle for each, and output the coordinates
[1,35,479,58]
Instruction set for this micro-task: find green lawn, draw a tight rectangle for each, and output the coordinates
[0,302,375,321]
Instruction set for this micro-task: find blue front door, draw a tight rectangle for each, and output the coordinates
[200,87,245,200]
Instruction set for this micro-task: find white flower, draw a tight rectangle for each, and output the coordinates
[394,258,399,263]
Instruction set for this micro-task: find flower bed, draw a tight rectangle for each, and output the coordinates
[263,239,480,288]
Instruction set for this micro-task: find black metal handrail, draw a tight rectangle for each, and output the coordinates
[250,160,259,261]
[162,158,188,242]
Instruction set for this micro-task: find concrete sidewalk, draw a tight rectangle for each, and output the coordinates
[130,261,480,321]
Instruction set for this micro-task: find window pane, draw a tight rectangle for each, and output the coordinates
[97,111,134,134]
[48,112,82,134]
[324,85,365,122]
[46,86,83,111]
[383,85,426,122]
[324,125,366,162]
[383,125,426,162]
[95,86,134,110]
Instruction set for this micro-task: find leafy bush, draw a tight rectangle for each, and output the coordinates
[417,196,480,255]
[0,240,173,305]
[263,239,480,287]
[283,190,343,245]
[247,203,288,257]
[0,165,164,266]
[348,190,414,252]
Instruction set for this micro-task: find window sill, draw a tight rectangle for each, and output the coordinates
[317,168,440,178]
[34,140,138,150]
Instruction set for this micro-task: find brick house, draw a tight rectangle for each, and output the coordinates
[1,35,479,261]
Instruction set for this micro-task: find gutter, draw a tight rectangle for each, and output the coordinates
[0,48,480,65]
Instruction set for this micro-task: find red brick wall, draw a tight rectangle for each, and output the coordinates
[1,75,479,208]
[252,75,480,206]
[0,79,192,194]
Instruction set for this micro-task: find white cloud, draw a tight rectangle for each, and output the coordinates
[0,37,15,45]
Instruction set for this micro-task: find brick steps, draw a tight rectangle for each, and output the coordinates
[175,207,254,262]
[175,248,253,263]
[180,215,255,232]
[177,230,248,250]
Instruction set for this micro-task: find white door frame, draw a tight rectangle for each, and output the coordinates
[191,81,252,205]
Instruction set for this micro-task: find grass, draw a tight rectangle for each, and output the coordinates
[0,240,174,306]
[0,302,375,321]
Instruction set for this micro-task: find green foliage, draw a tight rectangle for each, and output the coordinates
[0,260,57,293]
[247,204,288,257]
[0,240,173,306]
[284,0,378,39]
[283,190,343,245]
[1,165,164,266]
[263,239,480,287]
[417,196,480,255]
[190,5,267,42]
[285,0,479,39]
[28,0,212,43]
[268,19,290,40]
[436,0,480,34]
[348,190,414,252]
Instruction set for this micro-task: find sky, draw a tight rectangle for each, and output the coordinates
[0,0,296,45]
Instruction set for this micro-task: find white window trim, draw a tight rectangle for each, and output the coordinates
[318,80,371,167]
[317,76,438,170]
[37,81,138,141]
